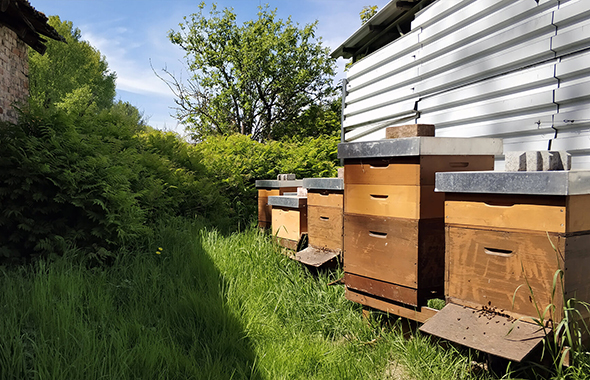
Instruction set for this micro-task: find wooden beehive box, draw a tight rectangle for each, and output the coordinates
[268,194,307,250]
[294,178,344,267]
[338,137,502,322]
[421,170,590,362]
[438,171,590,321]
[255,179,302,229]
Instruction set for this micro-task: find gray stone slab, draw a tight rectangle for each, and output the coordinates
[255,179,304,189]
[435,170,590,196]
[338,137,502,159]
[302,178,344,190]
[267,195,307,208]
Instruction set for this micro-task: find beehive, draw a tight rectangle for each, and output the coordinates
[268,194,307,250]
[339,137,502,322]
[437,170,590,321]
[295,178,344,267]
[420,170,590,361]
[255,179,302,229]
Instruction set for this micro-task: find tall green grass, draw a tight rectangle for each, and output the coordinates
[0,218,491,379]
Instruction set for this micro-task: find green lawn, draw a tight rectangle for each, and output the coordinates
[0,218,587,379]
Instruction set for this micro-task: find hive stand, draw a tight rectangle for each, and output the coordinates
[339,137,502,322]
[255,179,302,229]
[295,178,344,267]
[421,170,590,362]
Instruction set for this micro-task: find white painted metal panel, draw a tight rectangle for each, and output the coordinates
[347,30,420,80]
[415,37,554,96]
[551,18,590,56]
[344,98,418,129]
[345,66,418,104]
[341,0,590,168]
[419,64,557,114]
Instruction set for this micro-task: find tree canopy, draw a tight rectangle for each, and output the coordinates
[28,16,117,112]
[166,3,337,141]
[360,6,379,25]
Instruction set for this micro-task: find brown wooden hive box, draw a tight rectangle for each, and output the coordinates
[419,170,590,361]
[268,195,307,250]
[256,179,302,229]
[338,137,502,320]
[435,170,590,323]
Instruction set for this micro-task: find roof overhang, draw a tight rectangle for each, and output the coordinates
[0,0,65,54]
[331,0,434,60]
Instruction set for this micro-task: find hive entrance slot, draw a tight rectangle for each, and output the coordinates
[484,247,513,257]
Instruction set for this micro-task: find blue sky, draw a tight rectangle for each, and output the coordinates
[31,0,390,135]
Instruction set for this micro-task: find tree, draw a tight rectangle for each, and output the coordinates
[28,16,116,111]
[165,3,337,141]
[360,6,379,25]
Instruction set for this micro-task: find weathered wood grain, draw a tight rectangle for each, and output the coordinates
[345,288,438,323]
[344,155,494,186]
[272,206,307,241]
[344,214,419,288]
[308,206,343,251]
[307,191,344,208]
[445,225,565,320]
[345,184,444,219]
[445,199,566,233]
[345,273,418,306]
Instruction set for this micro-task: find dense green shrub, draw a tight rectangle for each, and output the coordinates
[0,105,146,260]
[0,104,229,261]
[194,133,340,226]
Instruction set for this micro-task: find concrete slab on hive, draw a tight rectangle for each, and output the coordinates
[255,179,304,188]
[435,170,590,196]
[302,178,344,191]
[338,137,502,159]
[268,195,307,209]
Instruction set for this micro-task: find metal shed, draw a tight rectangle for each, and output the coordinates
[332,0,590,169]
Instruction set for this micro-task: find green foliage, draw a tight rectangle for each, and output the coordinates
[28,16,116,110]
[360,5,379,25]
[0,220,489,379]
[167,2,337,141]
[273,97,341,140]
[195,133,340,226]
[0,102,230,261]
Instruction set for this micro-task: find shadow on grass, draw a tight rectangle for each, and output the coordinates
[0,217,261,379]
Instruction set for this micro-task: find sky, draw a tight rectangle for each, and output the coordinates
[32,0,391,135]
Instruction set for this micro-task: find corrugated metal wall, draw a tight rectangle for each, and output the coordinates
[342,0,590,169]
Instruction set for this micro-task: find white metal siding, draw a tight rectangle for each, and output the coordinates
[342,0,590,168]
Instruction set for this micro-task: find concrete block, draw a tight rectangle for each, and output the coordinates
[385,124,435,139]
[297,187,308,197]
[277,173,296,181]
[526,151,543,171]
[337,167,344,179]
[505,151,526,171]
[540,151,571,171]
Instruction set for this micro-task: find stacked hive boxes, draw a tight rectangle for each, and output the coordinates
[338,137,501,321]
[420,170,590,361]
[256,179,302,229]
[295,178,344,266]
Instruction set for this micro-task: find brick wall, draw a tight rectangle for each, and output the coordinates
[0,25,29,124]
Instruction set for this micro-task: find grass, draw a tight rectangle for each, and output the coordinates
[0,217,551,379]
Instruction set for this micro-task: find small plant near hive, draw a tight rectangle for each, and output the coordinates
[509,233,590,378]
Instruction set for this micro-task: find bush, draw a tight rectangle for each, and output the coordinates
[194,133,340,227]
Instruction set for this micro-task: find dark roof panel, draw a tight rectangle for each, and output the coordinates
[0,0,65,54]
